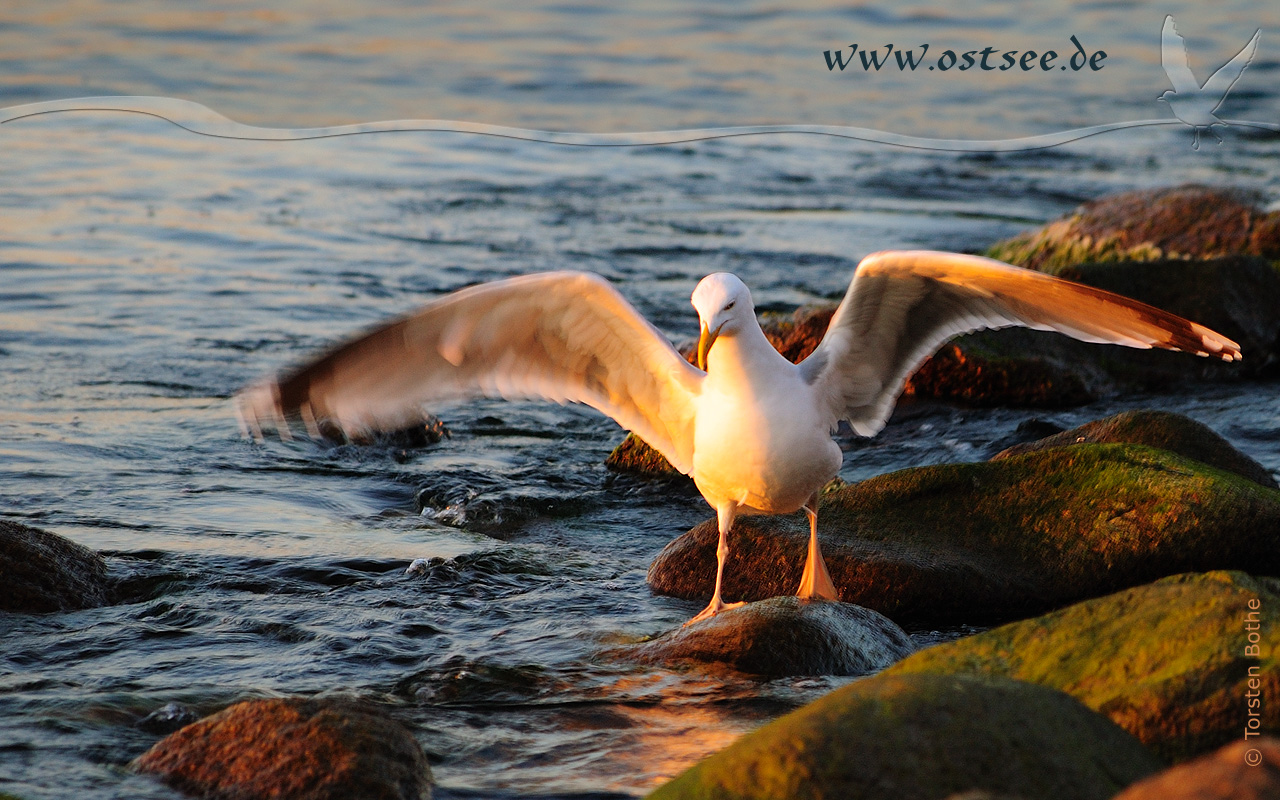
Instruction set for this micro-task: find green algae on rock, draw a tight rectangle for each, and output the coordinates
[994,409,1277,488]
[648,445,1280,625]
[134,697,432,800]
[985,185,1280,272]
[614,596,914,677]
[887,571,1279,762]
[646,672,1162,800]
[0,519,112,613]
[1113,736,1280,800]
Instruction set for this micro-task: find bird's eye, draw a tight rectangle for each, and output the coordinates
[724,301,736,311]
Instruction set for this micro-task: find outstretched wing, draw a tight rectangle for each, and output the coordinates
[1161,15,1201,93]
[235,272,705,474]
[797,250,1241,437]
[1203,28,1261,112]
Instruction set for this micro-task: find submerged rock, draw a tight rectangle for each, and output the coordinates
[646,672,1161,800]
[994,409,1277,488]
[0,519,111,613]
[648,444,1280,625]
[134,697,432,800]
[986,185,1280,271]
[888,571,1279,762]
[616,596,914,677]
[1114,737,1280,800]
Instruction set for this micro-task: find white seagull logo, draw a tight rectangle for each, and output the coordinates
[1159,15,1261,149]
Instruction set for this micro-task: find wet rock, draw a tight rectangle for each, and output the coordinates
[994,409,1277,488]
[605,432,685,478]
[136,703,202,736]
[986,185,1280,271]
[134,697,432,800]
[901,335,1095,407]
[0,519,111,613]
[646,672,1161,800]
[616,596,914,677]
[648,445,1280,625]
[887,571,1279,762]
[1113,736,1280,800]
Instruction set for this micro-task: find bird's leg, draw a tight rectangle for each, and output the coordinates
[685,501,746,626]
[796,493,839,602]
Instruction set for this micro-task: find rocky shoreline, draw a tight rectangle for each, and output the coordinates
[5,185,1278,799]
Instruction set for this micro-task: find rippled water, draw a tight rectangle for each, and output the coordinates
[2,3,1279,798]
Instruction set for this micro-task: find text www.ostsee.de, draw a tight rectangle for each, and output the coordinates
[824,35,1107,73]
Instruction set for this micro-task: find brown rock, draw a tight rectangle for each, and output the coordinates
[987,185,1280,271]
[615,596,914,677]
[134,697,432,800]
[0,519,111,613]
[994,409,1276,488]
[1113,737,1280,800]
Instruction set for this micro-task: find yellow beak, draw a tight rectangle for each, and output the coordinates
[697,321,723,372]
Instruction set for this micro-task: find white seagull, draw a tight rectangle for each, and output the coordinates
[236,251,1241,625]
[1159,15,1261,149]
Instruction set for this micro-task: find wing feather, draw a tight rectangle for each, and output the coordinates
[1203,28,1261,111]
[1162,16,1201,93]
[798,250,1241,437]
[236,272,704,474]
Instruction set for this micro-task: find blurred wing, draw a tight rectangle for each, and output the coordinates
[1203,28,1260,111]
[798,250,1241,437]
[236,272,705,474]
[1161,16,1201,93]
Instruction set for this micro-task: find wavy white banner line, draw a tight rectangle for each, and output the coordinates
[0,96,1276,152]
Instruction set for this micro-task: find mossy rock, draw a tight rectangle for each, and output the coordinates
[1114,736,1280,799]
[614,596,914,677]
[646,672,1162,800]
[648,444,1280,625]
[985,185,1280,271]
[134,697,432,800]
[0,519,111,613]
[994,409,1276,488]
[888,571,1279,762]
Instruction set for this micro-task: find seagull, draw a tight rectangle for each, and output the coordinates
[1159,15,1261,150]
[235,251,1241,625]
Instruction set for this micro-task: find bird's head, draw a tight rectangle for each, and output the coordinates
[1158,90,1174,103]
[691,273,754,371]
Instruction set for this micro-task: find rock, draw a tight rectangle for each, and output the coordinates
[0,519,111,613]
[648,444,1280,625]
[986,185,1280,271]
[1113,737,1280,800]
[901,335,1095,407]
[605,432,685,478]
[887,571,1279,762]
[134,697,432,800]
[615,596,914,677]
[994,409,1277,488]
[136,703,202,736]
[646,672,1162,800]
